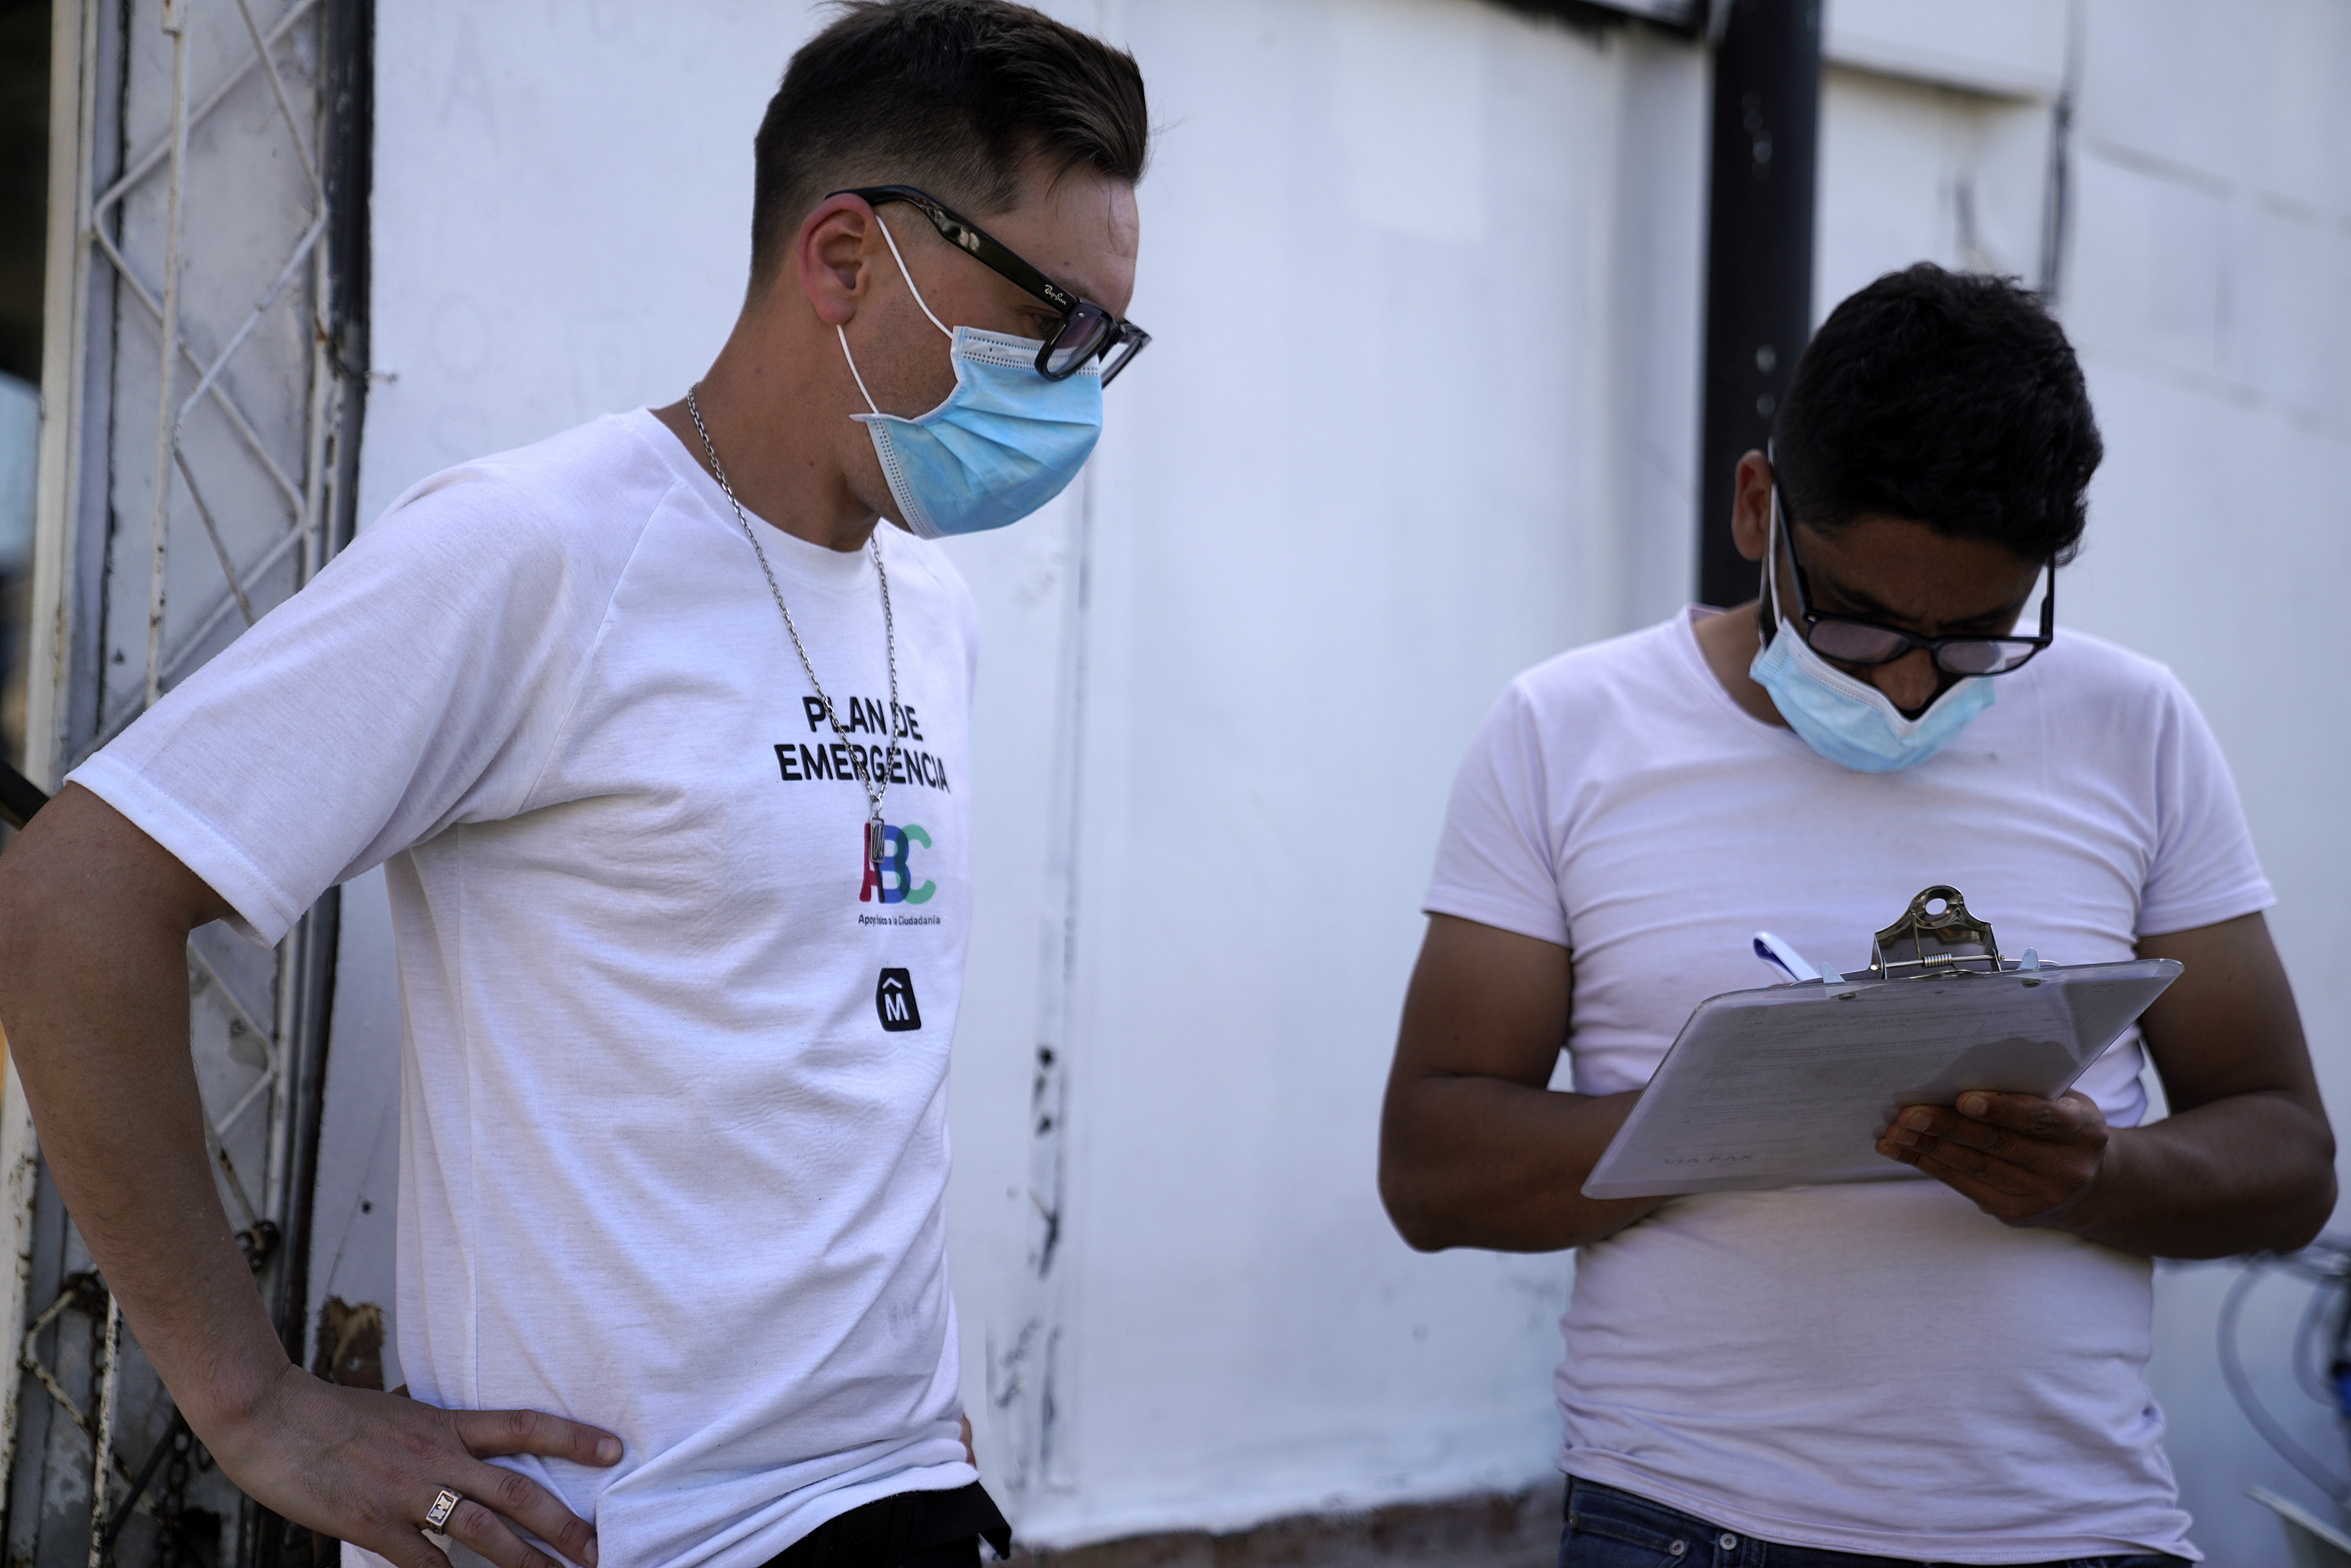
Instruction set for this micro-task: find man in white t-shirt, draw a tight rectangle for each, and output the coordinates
[1380,265,2334,1566]
[0,5,1150,1568]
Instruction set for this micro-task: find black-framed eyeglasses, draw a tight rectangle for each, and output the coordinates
[831,184,1151,386]
[1770,474,2056,677]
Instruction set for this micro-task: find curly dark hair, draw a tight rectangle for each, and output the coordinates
[1775,264,2103,563]
[747,0,1149,297]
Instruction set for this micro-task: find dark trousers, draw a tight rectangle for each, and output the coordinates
[758,1483,1010,1568]
[1561,1478,2191,1568]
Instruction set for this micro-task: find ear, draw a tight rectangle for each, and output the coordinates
[1730,449,1774,564]
[795,194,878,328]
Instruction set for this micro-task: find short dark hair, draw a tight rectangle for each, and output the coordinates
[1775,264,2103,564]
[748,0,1149,295]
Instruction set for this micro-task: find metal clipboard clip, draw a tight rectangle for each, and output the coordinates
[1753,885,2045,987]
[1863,885,2011,980]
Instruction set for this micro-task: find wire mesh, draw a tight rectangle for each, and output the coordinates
[9,2,368,1564]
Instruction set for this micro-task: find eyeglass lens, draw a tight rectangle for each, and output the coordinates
[1043,307,1148,385]
[1045,303,1114,376]
[1804,620,2040,675]
[1936,642,2041,675]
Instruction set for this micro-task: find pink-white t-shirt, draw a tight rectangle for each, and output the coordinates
[1425,608,2270,1564]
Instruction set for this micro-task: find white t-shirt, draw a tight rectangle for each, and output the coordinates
[71,410,984,1568]
[1425,608,2272,1565]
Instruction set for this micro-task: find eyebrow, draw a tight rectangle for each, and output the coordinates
[1805,566,2030,634]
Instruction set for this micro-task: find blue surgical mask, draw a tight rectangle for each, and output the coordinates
[1747,491,1994,773]
[837,215,1104,539]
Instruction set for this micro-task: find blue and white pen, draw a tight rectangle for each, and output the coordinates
[1753,930,1843,985]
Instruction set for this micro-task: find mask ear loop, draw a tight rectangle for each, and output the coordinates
[836,209,956,418]
[837,325,884,417]
[872,212,954,339]
[1756,459,1786,647]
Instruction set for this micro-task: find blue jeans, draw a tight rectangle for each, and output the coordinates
[1560,1478,2191,1568]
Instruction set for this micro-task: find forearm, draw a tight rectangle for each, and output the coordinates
[2056,1090,2336,1258]
[13,1014,288,1434]
[1379,1077,1664,1251]
[0,801,288,1438]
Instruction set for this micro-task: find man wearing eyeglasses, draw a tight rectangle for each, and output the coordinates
[0,5,1147,1568]
[1381,265,2331,1566]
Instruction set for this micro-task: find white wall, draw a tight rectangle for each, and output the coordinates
[976,5,1703,1541]
[344,0,2351,1558]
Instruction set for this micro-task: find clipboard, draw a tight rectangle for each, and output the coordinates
[1581,886,2182,1200]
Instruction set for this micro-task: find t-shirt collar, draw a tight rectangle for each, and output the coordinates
[627,407,878,592]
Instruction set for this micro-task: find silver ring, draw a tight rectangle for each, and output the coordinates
[426,1489,462,1530]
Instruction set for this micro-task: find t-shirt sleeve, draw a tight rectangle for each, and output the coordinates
[2134,672,2274,936]
[67,471,610,946]
[1422,681,1570,948]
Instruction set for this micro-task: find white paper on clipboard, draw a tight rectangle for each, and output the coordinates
[1581,957,2181,1200]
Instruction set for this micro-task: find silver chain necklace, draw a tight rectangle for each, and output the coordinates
[686,385,900,866]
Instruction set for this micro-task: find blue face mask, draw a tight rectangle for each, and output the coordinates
[838,215,1104,539]
[1747,491,1995,773]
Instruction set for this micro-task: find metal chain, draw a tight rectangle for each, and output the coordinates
[685,386,900,859]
